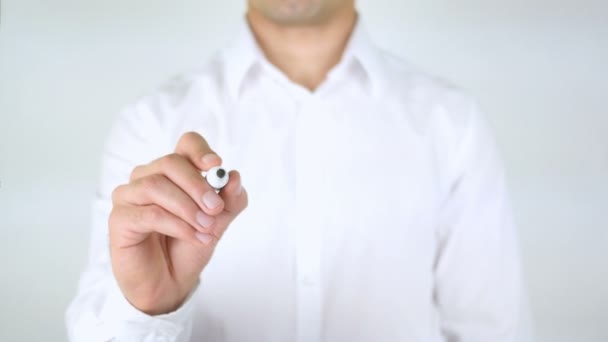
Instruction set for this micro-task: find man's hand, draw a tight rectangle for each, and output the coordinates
[108,132,248,315]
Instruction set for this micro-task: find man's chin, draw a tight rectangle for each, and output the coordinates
[253,0,333,26]
[266,14,329,27]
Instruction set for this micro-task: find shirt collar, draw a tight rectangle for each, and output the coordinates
[221,18,263,99]
[221,15,387,99]
[336,17,387,98]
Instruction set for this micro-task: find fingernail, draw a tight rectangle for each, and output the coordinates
[195,232,214,245]
[196,211,215,228]
[202,153,220,165]
[202,190,222,210]
[236,184,243,196]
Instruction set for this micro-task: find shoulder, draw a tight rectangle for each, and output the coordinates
[132,54,227,119]
[374,50,497,175]
[381,50,475,113]
[115,54,230,136]
[106,55,228,156]
[374,49,481,136]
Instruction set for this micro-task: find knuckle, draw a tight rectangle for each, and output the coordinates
[179,131,203,145]
[111,185,124,203]
[108,206,123,232]
[108,209,117,228]
[140,174,165,192]
[143,205,164,223]
[159,153,182,169]
[129,165,144,181]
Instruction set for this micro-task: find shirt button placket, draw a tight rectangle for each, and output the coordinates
[294,96,324,342]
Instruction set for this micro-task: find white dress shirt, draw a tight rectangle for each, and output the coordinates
[66,19,527,342]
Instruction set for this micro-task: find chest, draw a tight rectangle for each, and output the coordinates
[181,94,443,340]
[215,96,441,252]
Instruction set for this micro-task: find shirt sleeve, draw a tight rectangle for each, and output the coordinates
[433,100,534,342]
[65,101,198,342]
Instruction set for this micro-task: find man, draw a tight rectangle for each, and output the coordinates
[67,0,527,341]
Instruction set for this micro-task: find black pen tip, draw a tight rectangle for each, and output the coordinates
[216,168,226,178]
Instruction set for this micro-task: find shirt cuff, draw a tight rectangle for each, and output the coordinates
[99,278,199,342]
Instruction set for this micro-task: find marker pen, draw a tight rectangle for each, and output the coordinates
[204,166,229,191]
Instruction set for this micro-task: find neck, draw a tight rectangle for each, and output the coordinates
[246,7,357,91]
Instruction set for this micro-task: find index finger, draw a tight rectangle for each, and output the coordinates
[175,131,222,171]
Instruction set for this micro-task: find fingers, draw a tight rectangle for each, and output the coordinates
[174,131,222,171]
[109,204,214,248]
[112,131,247,246]
[112,174,217,235]
[130,153,225,216]
[113,170,247,244]
[214,170,249,238]
[219,170,247,214]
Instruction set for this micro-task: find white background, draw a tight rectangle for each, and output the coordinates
[0,0,606,341]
